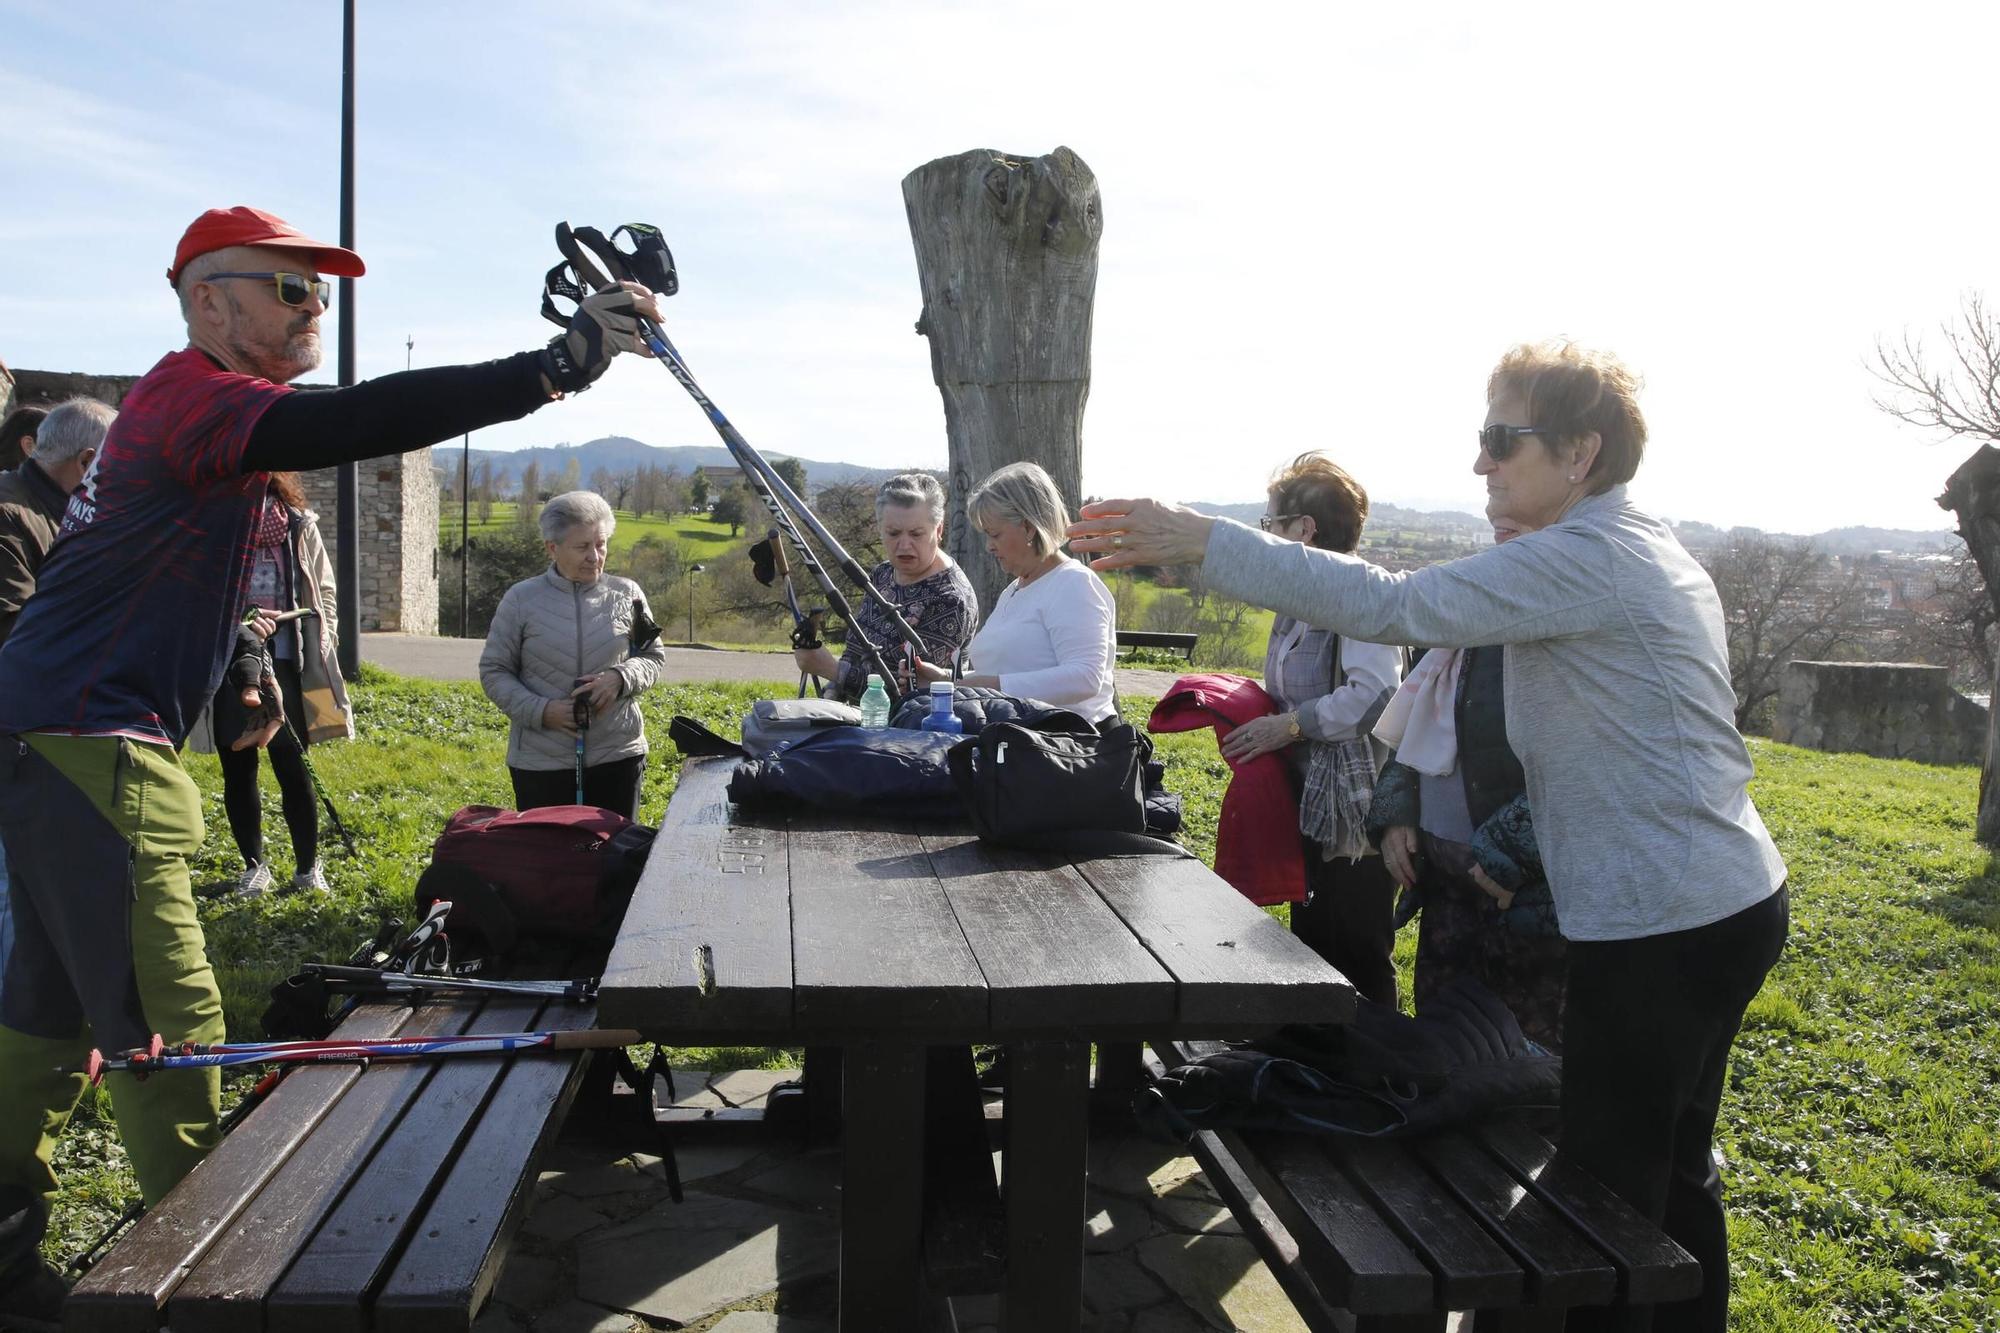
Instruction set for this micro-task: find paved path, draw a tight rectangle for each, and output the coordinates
[362,632,1184,697]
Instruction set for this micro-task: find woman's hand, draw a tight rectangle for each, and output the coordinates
[904,657,951,687]
[1219,713,1297,764]
[1468,863,1516,911]
[244,609,279,642]
[1068,498,1217,571]
[794,645,838,681]
[541,699,581,734]
[574,672,622,715]
[1381,825,1421,888]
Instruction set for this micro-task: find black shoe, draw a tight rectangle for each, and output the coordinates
[0,1260,69,1332]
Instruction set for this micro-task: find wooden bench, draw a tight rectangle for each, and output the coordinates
[1149,1038,1702,1331]
[1114,629,1199,663]
[64,988,601,1332]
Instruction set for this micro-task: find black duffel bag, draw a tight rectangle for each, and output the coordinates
[946,719,1151,844]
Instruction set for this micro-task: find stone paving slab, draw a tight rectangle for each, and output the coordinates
[510,1070,1312,1331]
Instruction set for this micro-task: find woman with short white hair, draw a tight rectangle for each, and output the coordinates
[911,461,1118,722]
[792,472,979,702]
[480,490,668,818]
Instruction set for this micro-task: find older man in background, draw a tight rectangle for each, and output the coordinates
[0,206,660,1328]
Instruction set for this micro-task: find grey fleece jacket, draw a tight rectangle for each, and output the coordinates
[1204,486,1785,942]
[480,567,668,771]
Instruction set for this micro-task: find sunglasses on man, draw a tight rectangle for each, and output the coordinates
[1477,423,1550,462]
[1258,513,1306,533]
[204,271,332,309]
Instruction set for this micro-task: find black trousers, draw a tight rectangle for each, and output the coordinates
[214,658,317,871]
[1558,886,1789,1333]
[1290,844,1399,1007]
[509,754,644,822]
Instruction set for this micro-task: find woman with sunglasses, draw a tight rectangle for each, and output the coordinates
[1227,452,1404,1004]
[1070,341,1787,1333]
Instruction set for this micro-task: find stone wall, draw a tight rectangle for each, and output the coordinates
[299,452,439,634]
[1773,661,1987,765]
[3,365,436,633]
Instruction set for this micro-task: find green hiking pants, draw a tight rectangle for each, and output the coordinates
[0,734,225,1216]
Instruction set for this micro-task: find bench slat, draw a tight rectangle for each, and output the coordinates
[63,1004,415,1333]
[1078,855,1355,1031]
[1412,1133,1618,1310]
[165,1003,478,1332]
[788,811,987,1036]
[262,995,551,1333]
[920,835,1174,1033]
[596,756,793,1035]
[1475,1121,1704,1307]
[1331,1138,1524,1312]
[370,1000,599,1332]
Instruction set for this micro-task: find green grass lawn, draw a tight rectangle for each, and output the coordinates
[39,674,2000,1328]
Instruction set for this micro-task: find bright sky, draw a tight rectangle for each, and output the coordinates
[4,1,1994,534]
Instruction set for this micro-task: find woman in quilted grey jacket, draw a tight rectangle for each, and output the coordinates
[480,492,668,819]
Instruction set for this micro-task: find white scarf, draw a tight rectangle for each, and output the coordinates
[1372,648,1464,777]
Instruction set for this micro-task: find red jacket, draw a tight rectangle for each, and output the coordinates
[1148,673,1306,905]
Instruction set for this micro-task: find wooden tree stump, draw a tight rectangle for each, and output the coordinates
[903,145,1102,614]
[1938,444,2000,844]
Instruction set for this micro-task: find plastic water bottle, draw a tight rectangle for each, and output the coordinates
[919,681,964,734]
[859,674,891,728]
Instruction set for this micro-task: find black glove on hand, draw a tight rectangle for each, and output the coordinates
[539,284,648,395]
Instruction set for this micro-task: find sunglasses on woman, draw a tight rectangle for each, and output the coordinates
[1259,513,1306,533]
[1477,423,1547,462]
[204,271,332,309]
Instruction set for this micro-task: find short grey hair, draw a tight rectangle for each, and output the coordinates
[874,471,947,526]
[967,461,1068,558]
[539,490,616,544]
[175,250,230,322]
[34,397,117,466]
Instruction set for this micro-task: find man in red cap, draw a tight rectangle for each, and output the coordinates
[0,206,660,1325]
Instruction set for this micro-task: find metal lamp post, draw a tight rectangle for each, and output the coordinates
[687,563,704,643]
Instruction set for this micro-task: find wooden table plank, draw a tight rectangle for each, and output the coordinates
[1331,1137,1523,1311]
[1475,1121,1704,1307]
[64,1004,414,1333]
[597,757,793,1036]
[919,834,1174,1033]
[787,810,987,1036]
[1078,855,1356,1030]
[165,1003,479,1332]
[371,1001,600,1333]
[1413,1133,1617,1310]
[262,996,551,1333]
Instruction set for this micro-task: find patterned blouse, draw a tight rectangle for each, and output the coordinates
[830,558,980,702]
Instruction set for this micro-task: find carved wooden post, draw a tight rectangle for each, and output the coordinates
[1938,444,2000,845]
[904,146,1102,614]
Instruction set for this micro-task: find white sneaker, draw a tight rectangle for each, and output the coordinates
[234,862,274,897]
[291,862,329,892]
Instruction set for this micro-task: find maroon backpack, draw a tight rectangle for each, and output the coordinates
[420,805,656,965]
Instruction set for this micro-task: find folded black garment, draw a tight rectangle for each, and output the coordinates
[727,725,966,819]
[1137,977,1561,1142]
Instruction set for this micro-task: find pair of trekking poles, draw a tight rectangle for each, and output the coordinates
[541,223,937,708]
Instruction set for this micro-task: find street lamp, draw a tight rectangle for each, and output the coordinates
[687,563,705,643]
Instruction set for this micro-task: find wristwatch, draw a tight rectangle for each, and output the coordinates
[1284,713,1302,740]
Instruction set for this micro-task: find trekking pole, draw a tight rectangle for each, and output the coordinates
[543,223,920,701]
[749,527,825,698]
[572,679,592,805]
[240,607,359,857]
[299,963,598,1004]
[83,1028,646,1081]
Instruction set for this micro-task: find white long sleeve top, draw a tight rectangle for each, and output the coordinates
[967,557,1119,722]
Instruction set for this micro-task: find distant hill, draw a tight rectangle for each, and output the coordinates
[437,436,912,494]
[441,437,1959,554]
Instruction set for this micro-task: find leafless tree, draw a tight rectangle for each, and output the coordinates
[1874,291,2000,840]
[1895,549,1997,692]
[1698,534,1870,733]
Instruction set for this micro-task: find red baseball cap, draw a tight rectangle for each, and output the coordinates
[166,206,366,284]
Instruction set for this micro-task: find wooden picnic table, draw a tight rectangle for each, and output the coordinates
[596,755,1355,1333]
